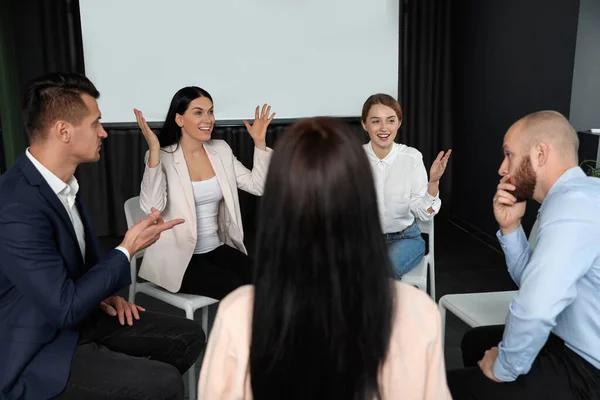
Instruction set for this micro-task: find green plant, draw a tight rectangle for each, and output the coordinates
[581,160,600,177]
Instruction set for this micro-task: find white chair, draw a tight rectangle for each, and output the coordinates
[124,196,219,400]
[438,219,540,346]
[401,217,436,299]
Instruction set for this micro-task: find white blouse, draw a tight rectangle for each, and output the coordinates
[192,176,224,254]
[364,142,441,234]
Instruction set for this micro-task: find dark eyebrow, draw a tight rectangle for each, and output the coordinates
[192,107,214,111]
[370,115,396,120]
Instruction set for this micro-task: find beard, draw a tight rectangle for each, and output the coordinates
[509,155,537,202]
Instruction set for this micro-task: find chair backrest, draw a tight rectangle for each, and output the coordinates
[415,217,434,256]
[124,196,148,260]
[416,217,433,236]
[415,217,435,299]
[124,196,147,229]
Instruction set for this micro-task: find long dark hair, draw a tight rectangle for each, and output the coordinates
[250,117,396,400]
[158,86,213,148]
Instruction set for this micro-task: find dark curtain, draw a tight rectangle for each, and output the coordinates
[400,0,453,215]
[76,125,290,237]
[0,116,5,174]
[77,121,364,237]
[11,0,85,93]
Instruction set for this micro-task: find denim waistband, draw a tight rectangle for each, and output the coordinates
[384,221,418,240]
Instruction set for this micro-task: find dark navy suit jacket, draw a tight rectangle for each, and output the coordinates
[0,155,131,400]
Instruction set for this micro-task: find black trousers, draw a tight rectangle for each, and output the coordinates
[54,310,205,400]
[178,244,252,300]
[447,325,600,400]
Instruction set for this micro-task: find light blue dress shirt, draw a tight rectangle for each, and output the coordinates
[493,167,600,382]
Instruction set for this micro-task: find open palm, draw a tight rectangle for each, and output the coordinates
[243,104,275,144]
[430,149,452,182]
[134,108,160,150]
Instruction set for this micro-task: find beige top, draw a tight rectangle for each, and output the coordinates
[198,282,452,400]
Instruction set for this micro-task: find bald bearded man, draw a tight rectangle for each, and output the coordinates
[447,111,600,399]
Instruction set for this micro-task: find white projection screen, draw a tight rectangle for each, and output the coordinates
[79,0,399,123]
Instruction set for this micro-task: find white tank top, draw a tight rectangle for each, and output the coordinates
[192,176,223,254]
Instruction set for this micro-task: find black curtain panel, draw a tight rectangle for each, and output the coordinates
[400,0,453,215]
[77,121,364,237]
[11,0,85,91]
[0,117,6,174]
[76,124,289,237]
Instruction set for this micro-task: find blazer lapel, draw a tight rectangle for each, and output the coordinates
[171,145,197,234]
[76,196,103,270]
[18,155,85,269]
[39,185,81,248]
[204,143,237,223]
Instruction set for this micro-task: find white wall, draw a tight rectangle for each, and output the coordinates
[80,0,399,123]
[570,0,600,131]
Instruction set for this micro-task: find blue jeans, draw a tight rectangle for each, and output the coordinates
[385,222,425,279]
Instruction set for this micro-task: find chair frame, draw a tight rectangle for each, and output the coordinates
[438,219,540,345]
[401,217,436,299]
[124,196,219,400]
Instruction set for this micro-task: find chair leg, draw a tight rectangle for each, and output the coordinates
[184,304,197,400]
[128,259,137,303]
[188,363,197,400]
[202,307,209,337]
[429,261,436,302]
[438,300,447,348]
[128,284,136,304]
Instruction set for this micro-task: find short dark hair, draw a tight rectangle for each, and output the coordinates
[250,117,395,400]
[22,72,100,142]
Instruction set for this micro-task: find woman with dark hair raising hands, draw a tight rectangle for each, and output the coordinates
[135,87,275,300]
[199,117,451,399]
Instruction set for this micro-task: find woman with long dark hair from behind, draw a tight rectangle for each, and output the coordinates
[198,117,451,399]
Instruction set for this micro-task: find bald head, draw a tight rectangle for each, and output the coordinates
[509,110,579,165]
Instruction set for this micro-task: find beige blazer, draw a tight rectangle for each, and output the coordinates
[198,282,452,400]
[138,140,272,292]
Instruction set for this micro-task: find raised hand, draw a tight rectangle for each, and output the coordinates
[429,149,452,183]
[100,295,146,326]
[120,208,184,256]
[243,104,275,149]
[493,174,526,235]
[134,109,160,151]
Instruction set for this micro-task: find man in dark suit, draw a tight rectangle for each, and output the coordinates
[0,73,205,400]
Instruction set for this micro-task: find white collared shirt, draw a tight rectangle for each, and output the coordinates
[364,142,441,234]
[26,149,130,261]
[26,149,86,258]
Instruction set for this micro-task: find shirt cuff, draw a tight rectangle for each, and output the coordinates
[492,353,517,382]
[254,145,272,153]
[496,226,528,256]
[145,160,161,168]
[115,246,131,262]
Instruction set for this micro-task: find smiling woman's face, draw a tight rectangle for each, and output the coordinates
[362,104,401,153]
[176,96,215,141]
